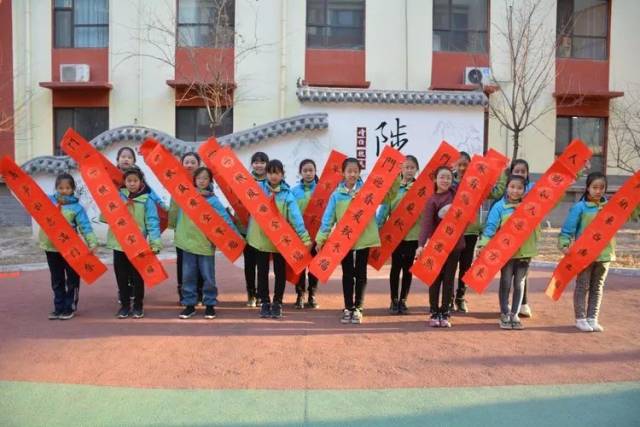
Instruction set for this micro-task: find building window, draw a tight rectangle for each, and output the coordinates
[555,116,606,172]
[177,0,235,48]
[54,108,108,155]
[54,0,109,48]
[176,107,233,141]
[433,0,488,52]
[557,0,609,60]
[306,0,365,50]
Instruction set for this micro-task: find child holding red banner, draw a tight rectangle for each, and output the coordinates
[244,151,269,308]
[376,155,420,315]
[556,172,639,332]
[247,159,311,319]
[291,159,320,309]
[417,166,465,328]
[171,152,204,305]
[316,158,381,325]
[41,173,98,320]
[478,175,539,330]
[106,167,163,319]
[172,167,240,320]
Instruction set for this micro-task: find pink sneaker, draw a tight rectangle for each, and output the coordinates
[429,314,440,327]
[440,317,452,328]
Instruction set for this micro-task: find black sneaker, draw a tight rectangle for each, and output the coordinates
[260,302,271,318]
[117,306,130,319]
[307,295,319,309]
[295,295,304,309]
[204,306,216,319]
[59,310,75,320]
[179,305,196,319]
[271,303,283,319]
[389,299,399,314]
[48,311,61,320]
[132,308,144,319]
[455,298,469,313]
[398,299,409,315]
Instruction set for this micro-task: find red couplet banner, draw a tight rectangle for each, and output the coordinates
[308,146,405,283]
[67,155,168,287]
[368,141,459,270]
[61,128,123,186]
[462,139,592,293]
[199,141,312,274]
[140,138,245,261]
[1,156,107,284]
[303,150,349,240]
[546,170,640,300]
[411,150,508,285]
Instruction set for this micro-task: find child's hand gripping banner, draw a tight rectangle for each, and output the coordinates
[140,138,246,261]
[411,150,508,285]
[62,152,168,287]
[198,137,250,228]
[546,170,640,300]
[463,139,592,293]
[0,156,107,284]
[369,141,459,270]
[304,150,348,240]
[61,128,123,186]
[199,141,313,274]
[308,146,405,283]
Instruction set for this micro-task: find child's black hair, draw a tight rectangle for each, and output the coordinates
[116,146,137,163]
[192,166,213,186]
[266,159,285,175]
[510,159,530,184]
[433,165,453,192]
[459,151,471,162]
[298,159,319,183]
[251,152,269,164]
[341,157,361,172]
[55,172,76,191]
[581,172,607,201]
[122,166,145,181]
[181,151,201,165]
[404,155,420,169]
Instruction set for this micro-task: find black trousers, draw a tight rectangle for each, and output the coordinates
[522,278,529,305]
[45,251,80,313]
[176,247,204,300]
[296,246,318,297]
[244,244,259,297]
[429,250,461,316]
[389,240,418,301]
[341,248,369,310]
[255,248,286,304]
[113,250,144,310]
[455,234,478,301]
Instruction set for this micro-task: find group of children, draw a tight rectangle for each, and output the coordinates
[36,145,638,332]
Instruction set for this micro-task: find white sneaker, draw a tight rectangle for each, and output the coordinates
[519,304,532,318]
[576,318,593,332]
[340,309,352,324]
[351,308,363,324]
[587,318,604,332]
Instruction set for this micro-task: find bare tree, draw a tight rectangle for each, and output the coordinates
[486,0,571,161]
[116,0,264,134]
[609,86,640,174]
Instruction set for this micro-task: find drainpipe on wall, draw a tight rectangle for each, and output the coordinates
[404,0,408,90]
[279,0,288,118]
[25,0,32,159]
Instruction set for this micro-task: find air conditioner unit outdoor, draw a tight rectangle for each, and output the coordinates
[464,66,492,86]
[60,64,90,82]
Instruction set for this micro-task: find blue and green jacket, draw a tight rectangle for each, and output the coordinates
[105,189,162,252]
[291,178,317,214]
[558,198,617,262]
[39,193,98,252]
[246,180,311,253]
[169,190,241,256]
[376,178,421,241]
[316,180,381,250]
[478,199,539,258]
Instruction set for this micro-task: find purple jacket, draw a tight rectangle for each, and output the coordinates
[418,188,465,252]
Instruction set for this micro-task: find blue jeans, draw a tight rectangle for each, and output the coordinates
[181,251,217,306]
[45,251,80,313]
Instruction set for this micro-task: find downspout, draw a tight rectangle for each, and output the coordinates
[278,0,287,118]
[25,0,32,159]
[404,0,408,90]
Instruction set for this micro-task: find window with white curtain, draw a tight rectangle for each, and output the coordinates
[433,0,488,52]
[306,0,365,49]
[177,0,235,48]
[557,0,609,59]
[54,0,108,48]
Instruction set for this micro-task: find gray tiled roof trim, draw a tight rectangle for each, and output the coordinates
[20,113,328,175]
